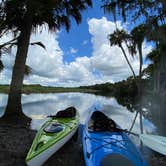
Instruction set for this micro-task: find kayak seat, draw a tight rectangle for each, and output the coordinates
[55,106,77,118]
[44,123,64,134]
[88,111,120,132]
[100,153,135,166]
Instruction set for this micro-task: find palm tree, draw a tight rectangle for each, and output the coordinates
[103,0,166,136]
[128,25,146,133]
[108,26,146,134]
[0,0,92,123]
[108,29,136,78]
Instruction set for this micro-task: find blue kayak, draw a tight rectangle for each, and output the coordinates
[82,111,148,166]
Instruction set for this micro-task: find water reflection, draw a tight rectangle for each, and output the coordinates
[0,93,156,136]
[0,94,8,117]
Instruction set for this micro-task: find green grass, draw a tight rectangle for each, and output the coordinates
[0,85,10,93]
[0,84,98,94]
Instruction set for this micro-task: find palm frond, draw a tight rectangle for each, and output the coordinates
[0,60,4,73]
[30,41,46,50]
[108,29,130,47]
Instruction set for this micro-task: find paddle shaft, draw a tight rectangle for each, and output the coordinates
[123,130,139,137]
[118,128,139,137]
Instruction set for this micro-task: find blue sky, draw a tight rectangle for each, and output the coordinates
[58,1,142,63]
[59,1,106,63]
[0,1,152,87]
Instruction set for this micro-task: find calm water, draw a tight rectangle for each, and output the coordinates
[1,92,165,159]
[0,93,157,133]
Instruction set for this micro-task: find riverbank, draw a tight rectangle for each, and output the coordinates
[0,122,165,166]
[0,84,98,94]
[0,123,35,166]
[0,122,84,166]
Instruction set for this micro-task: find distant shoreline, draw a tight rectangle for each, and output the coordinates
[0,84,99,94]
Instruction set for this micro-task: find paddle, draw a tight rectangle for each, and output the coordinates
[122,130,166,155]
[139,134,166,155]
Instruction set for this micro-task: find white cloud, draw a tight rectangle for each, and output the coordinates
[88,17,152,82]
[69,47,78,54]
[0,18,152,86]
[0,27,97,86]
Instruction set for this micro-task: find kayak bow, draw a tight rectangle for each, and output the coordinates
[26,114,79,166]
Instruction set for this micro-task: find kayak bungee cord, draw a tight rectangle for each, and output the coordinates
[84,131,142,161]
[85,138,126,158]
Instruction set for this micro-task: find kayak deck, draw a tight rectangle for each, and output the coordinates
[83,129,148,166]
[26,116,79,164]
[82,110,148,166]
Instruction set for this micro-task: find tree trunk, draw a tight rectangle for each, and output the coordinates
[3,17,32,123]
[154,68,157,92]
[120,45,136,79]
[138,45,143,134]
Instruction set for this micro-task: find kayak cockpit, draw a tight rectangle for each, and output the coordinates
[88,111,121,132]
[100,153,135,166]
[34,123,64,151]
[44,123,64,134]
[49,106,77,118]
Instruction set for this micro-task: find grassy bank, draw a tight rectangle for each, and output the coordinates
[0,84,98,94]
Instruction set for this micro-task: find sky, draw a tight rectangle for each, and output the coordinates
[0,1,152,87]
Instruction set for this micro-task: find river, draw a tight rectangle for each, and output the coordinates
[0,92,165,160]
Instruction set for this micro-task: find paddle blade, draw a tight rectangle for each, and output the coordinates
[140,134,166,155]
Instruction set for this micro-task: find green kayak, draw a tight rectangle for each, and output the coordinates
[26,107,79,166]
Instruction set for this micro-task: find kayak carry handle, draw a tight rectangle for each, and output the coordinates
[35,141,44,151]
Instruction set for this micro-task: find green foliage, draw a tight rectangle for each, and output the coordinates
[30,42,46,50]
[142,64,154,79]
[24,65,32,76]
[130,24,146,52]
[1,0,92,33]
[108,29,130,47]
[0,84,98,94]
[103,0,166,96]
[81,78,138,97]
[102,0,166,26]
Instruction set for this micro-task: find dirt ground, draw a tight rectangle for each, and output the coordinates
[0,124,165,166]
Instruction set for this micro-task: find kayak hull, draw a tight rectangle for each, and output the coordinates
[27,127,78,166]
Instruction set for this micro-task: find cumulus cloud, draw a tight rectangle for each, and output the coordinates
[0,27,97,86]
[88,17,152,82]
[0,17,152,86]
